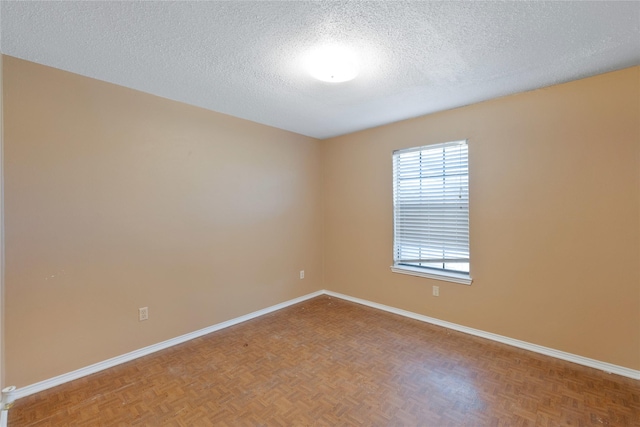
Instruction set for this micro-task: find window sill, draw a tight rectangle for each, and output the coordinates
[390,265,473,285]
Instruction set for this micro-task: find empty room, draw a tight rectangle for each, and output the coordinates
[0,1,639,425]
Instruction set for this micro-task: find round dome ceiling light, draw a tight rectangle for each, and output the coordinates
[305,45,359,83]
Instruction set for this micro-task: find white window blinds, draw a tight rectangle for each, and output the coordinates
[392,141,469,274]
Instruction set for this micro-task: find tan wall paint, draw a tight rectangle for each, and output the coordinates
[3,54,639,388]
[322,67,640,370]
[0,53,4,389]
[3,56,323,387]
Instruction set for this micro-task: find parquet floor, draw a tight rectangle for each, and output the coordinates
[9,295,640,426]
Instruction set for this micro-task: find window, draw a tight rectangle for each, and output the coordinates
[391,140,471,285]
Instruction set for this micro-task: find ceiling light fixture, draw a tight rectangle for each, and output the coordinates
[305,44,359,83]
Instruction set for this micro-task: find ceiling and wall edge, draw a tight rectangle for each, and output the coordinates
[0,57,637,417]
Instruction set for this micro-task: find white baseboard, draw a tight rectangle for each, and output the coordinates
[324,290,640,380]
[9,288,639,409]
[12,290,324,400]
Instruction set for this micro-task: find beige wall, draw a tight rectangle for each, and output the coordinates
[3,55,639,388]
[322,67,640,370]
[3,56,323,387]
[0,53,4,389]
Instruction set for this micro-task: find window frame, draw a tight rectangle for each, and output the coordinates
[390,140,472,285]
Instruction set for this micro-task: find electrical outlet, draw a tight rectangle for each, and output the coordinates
[300,270,305,279]
[432,286,439,297]
[139,307,149,321]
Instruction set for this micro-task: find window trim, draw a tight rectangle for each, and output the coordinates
[391,140,472,285]
[390,264,473,285]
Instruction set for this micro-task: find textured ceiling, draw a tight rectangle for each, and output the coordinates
[1,1,639,139]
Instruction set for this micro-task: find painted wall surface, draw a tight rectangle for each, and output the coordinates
[0,54,4,389]
[322,67,640,370]
[3,56,323,387]
[4,53,640,388]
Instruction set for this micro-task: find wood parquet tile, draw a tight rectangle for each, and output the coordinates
[9,295,640,426]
